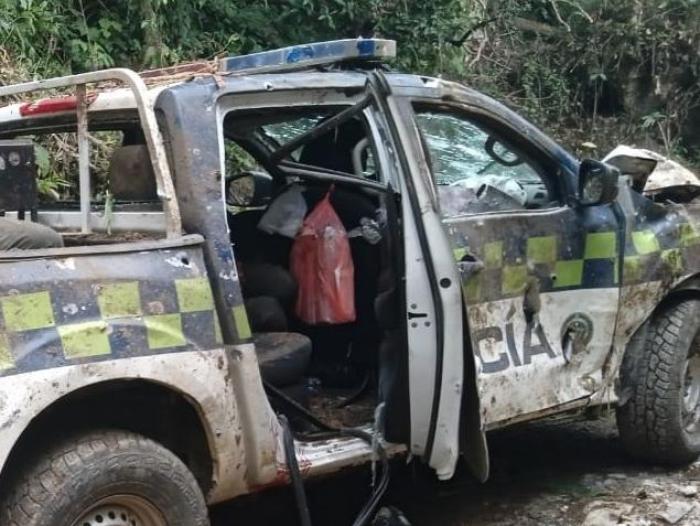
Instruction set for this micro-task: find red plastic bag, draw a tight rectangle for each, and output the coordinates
[290,191,356,325]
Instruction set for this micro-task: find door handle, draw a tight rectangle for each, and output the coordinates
[456,254,484,279]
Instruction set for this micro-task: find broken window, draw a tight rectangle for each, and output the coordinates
[414,109,557,217]
[1,121,166,246]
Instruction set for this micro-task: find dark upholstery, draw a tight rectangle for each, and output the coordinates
[254,332,312,387]
[245,296,289,333]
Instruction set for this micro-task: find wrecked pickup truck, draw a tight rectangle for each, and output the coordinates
[0,39,698,526]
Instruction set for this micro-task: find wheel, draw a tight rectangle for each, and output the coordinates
[616,298,700,465]
[1,429,209,526]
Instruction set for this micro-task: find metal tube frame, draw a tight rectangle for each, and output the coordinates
[0,68,182,238]
[76,84,91,234]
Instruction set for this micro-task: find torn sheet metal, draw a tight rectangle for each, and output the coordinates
[604,145,700,202]
[602,176,700,396]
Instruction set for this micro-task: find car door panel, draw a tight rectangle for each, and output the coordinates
[375,80,465,480]
[410,98,622,429]
[446,206,620,425]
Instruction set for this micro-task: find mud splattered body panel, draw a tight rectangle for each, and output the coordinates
[0,237,234,377]
[448,189,700,426]
[604,187,700,390]
[620,192,700,288]
[396,77,700,429]
[446,204,621,425]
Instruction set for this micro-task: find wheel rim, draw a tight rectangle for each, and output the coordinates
[72,495,167,526]
[682,340,700,434]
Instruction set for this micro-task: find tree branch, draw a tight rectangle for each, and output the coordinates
[512,17,563,36]
[448,17,498,47]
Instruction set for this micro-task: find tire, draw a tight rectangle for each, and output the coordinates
[1,429,209,526]
[616,298,700,465]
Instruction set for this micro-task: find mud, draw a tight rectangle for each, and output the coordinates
[306,390,376,429]
[211,413,700,525]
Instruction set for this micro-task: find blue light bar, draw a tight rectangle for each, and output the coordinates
[218,39,396,74]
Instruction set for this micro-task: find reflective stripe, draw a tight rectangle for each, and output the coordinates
[624,256,643,282]
[464,276,481,302]
[453,216,698,300]
[484,241,503,268]
[58,320,111,358]
[680,223,700,247]
[0,334,13,370]
[144,313,186,349]
[214,315,223,344]
[554,259,584,288]
[455,231,623,302]
[0,264,231,377]
[527,235,557,264]
[584,232,617,259]
[661,248,684,273]
[631,230,660,255]
[232,305,252,340]
[1,291,55,331]
[97,281,142,319]
[175,277,215,313]
[502,265,528,295]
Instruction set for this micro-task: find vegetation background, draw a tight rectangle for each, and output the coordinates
[1,0,699,193]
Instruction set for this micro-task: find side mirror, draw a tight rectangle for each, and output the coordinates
[226,170,273,208]
[578,159,620,206]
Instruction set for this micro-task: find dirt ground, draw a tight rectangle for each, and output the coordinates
[210,413,700,526]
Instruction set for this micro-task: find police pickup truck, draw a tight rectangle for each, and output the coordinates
[0,39,698,526]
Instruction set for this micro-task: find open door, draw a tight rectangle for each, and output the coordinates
[370,73,466,480]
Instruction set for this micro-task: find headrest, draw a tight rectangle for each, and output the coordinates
[299,117,366,174]
[108,144,158,200]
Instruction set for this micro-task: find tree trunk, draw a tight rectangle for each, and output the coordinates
[140,0,164,68]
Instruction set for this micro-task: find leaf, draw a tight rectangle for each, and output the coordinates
[34,143,50,175]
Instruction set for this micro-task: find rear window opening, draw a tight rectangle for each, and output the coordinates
[0,118,166,249]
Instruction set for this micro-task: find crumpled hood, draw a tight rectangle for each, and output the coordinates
[604,145,700,202]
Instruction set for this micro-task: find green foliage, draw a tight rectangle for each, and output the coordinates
[1,0,699,175]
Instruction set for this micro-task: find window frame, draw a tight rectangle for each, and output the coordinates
[411,101,566,218]
[0,117,169,240]
[218,91,391,192]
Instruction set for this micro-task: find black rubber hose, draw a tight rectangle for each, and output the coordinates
[279,414,313,526]
[264,380,335,432]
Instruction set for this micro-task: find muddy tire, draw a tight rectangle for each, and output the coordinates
[1,429,209,526]
[616,298,700,465]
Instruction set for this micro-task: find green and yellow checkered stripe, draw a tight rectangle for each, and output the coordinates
[457,219,700,303]
[623,221,700,284]
[0,277,228,375]
[459,230,619,303]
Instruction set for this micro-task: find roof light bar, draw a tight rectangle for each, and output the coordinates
[218,38,396,75]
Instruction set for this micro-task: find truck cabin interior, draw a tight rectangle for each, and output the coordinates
[222,102,406,432]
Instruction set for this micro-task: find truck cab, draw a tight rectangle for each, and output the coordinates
[0,40,698,526]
